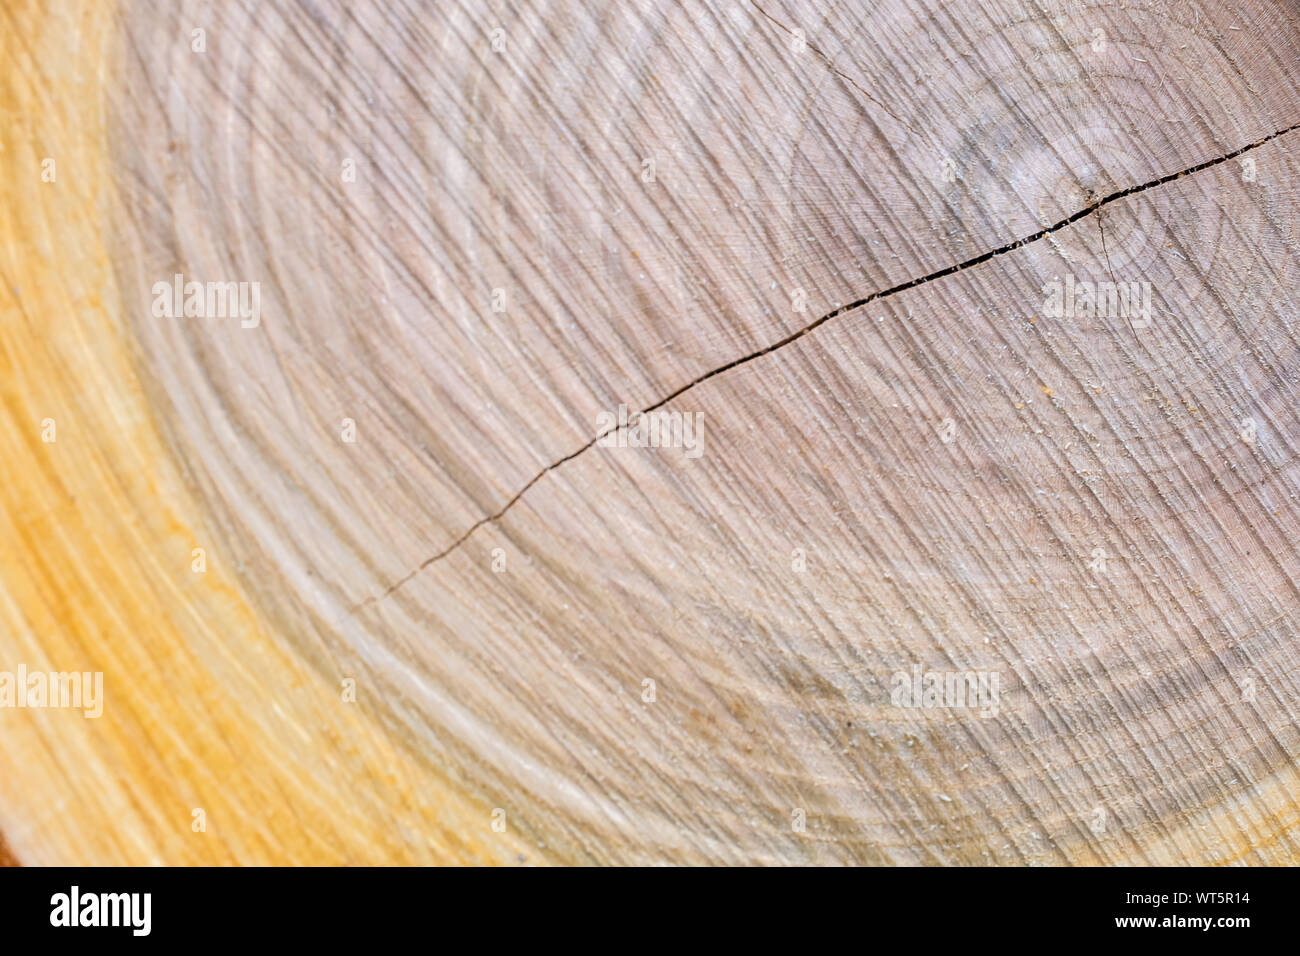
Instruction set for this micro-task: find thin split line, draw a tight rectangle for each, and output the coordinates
[357,119,1300,611]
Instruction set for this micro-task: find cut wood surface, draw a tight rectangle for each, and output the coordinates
[3,0,1300,864]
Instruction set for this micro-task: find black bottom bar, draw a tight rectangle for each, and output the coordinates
[0,865,1276,944]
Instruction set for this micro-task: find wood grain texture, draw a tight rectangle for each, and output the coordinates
[1,0,533,866]
[3,0,1300,864]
